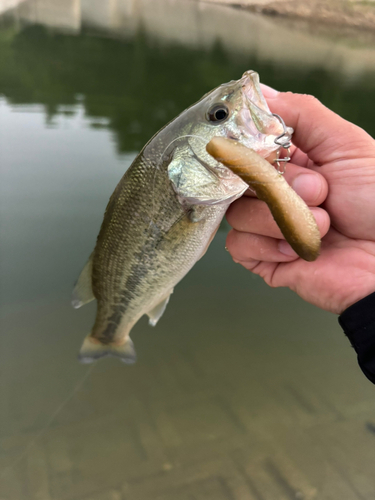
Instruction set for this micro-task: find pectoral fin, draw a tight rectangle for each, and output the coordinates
[147,290,173,326]
[168,154,246,206]
[72,253,95,309]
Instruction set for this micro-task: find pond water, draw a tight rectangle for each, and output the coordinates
[1,1,375,499]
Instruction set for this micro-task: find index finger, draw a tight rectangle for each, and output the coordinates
[260,85,373,166]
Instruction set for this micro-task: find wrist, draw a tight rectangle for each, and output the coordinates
[339,291,375,329]
[339,291,375,385]
[339,284,375,315]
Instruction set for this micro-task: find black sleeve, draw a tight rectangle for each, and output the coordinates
[338,291,375,384]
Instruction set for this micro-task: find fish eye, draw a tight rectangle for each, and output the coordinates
[207,104,229,123]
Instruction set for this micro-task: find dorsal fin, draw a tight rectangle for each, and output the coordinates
[72,253,95,309]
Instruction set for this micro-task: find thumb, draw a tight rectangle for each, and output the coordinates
[260,86,373,166]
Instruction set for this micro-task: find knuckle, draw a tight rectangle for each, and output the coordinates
[302,93,318,102]
[226,229,243,257]
[299,93,322,108]
[319,209,331,237]
[225,205,236,227]
[226,230,256,263]
[252,262,278,287]
[225,229,236,249]
[285,91,321,108]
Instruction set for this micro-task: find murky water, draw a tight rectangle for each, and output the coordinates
[1,1,375,498]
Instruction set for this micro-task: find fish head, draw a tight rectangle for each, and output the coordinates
[164,71,293,206]
[194,70,291,158]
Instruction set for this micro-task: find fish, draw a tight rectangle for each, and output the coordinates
[72,70,288,364]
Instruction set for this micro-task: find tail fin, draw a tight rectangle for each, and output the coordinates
[78,335,136,364]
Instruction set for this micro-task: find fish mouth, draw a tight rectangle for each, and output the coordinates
[241,71,270,112]
[232,71,293,157]
[240,71,285,137]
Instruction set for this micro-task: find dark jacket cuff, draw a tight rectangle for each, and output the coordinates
[339,292,375,384]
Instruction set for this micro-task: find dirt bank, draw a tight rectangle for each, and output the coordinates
[201,0,375,31]
[251,0,375,31]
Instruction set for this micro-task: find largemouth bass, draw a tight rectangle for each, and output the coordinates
[73,70,287,363]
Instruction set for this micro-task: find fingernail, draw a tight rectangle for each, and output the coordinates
[260,83,279,98]
[278,240,298,257]
[292,174,320,201]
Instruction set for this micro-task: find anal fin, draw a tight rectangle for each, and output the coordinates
[78,335,136,364]
[72,253,95,309]
[147,290,173,326]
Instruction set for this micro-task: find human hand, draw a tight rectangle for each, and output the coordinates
[225,87,375,314]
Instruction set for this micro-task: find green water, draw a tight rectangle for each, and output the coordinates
[1,1,375,499]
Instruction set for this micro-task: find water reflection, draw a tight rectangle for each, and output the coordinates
[1,1,375,155]
[1,1,375,499]
[7,0,375,74]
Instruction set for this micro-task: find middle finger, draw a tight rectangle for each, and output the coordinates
[226,197,330,240]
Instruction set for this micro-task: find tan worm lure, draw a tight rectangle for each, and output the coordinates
[206,137,321,262]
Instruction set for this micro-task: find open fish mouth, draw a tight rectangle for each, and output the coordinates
[241,71,271,115]
[237,71,289,155]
